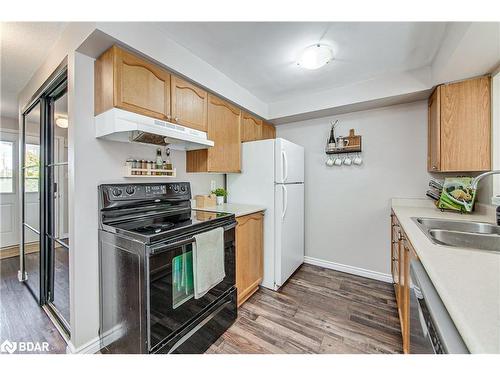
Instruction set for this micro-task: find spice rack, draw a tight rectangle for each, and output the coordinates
[124,165,177,178]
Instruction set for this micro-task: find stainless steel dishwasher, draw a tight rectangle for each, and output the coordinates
[409,260,469,354]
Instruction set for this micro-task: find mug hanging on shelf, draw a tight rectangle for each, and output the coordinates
[343,154,352,166]
[353,153,363,165]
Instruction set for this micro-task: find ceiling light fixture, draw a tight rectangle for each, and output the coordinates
[297,44,334,70]
[55,116,68,129]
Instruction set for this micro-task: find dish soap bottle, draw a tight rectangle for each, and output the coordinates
[165,148,173,176]
[155,148,163,175]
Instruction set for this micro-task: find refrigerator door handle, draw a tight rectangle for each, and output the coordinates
[281,185,288,220]
[282,150,288,183]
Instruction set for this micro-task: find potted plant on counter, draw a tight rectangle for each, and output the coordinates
[211,188,228,205]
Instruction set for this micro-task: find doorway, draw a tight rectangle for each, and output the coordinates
[19,66,70,336]
[0,131,20,250]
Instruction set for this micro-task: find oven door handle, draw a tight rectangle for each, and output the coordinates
[149,221,237,255]
[153,237,195,253]
[223,222,237,231]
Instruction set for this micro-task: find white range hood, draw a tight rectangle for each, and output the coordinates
[95,108,214,150]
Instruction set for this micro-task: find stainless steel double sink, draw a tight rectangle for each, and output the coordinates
[412,217,500,253]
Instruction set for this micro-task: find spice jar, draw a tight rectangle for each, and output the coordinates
[162,161,168,176]
[132,159,139,175]
[126,158,134,175]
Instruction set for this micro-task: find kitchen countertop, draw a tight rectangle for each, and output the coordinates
[391,198,500,353]
[192,202,266,218]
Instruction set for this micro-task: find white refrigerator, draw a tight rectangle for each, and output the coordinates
[227,138,304,290]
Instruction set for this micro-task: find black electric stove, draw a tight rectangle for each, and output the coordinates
[98,182,237,354]
[99,182,233,244]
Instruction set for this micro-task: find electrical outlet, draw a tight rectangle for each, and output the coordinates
[210,180,216,192]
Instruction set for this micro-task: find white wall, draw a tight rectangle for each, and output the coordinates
[277,101,431,276]
[474,69,500,205]
[269,67,432,120]
[0,116,18,131]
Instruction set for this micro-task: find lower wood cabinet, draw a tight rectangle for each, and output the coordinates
[235,212,264,307]
[391,211,418,354]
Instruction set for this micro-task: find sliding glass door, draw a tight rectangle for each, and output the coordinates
[46,88,69,327]
[21,102,43,303]
[20,66,70,335]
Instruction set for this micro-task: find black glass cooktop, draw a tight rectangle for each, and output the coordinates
[109,210,234,243]
[133,222,176,235]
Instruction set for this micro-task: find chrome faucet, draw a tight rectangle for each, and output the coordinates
[471,170,500,225]
[471,170,500,190]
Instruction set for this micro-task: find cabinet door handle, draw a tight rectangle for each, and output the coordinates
[432,165,438,170]
[175,117,179,122]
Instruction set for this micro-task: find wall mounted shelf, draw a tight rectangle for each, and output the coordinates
[325,128,362,155]
[124,165,177,178]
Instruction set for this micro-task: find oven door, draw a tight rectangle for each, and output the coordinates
[146,223,235,352]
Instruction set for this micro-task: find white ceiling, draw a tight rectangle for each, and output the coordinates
[1,22,67,119]
[156,22,448,104]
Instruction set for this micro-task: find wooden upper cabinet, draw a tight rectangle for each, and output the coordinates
[261,121,276,140]
[95,45,171,120]
[207,95,241,172]
[241,112,262,142]
[241,115,276,142]
[171,75,208,132]
[428,76,491,172]
[186,94,241,172]
[428,87,441,171]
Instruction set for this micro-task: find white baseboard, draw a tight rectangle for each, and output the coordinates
[66,323,125,354]
[66,336,101,354]
[303,256,392,283]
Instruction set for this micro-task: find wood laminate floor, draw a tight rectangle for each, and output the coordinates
[207,264,402,354]
[0,256,66,354]
[1,258,400,354]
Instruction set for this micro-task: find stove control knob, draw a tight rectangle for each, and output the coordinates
[173,184,179,192]
[125,186,135,195]
[112,188,122,197]
[181,185,186,192]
